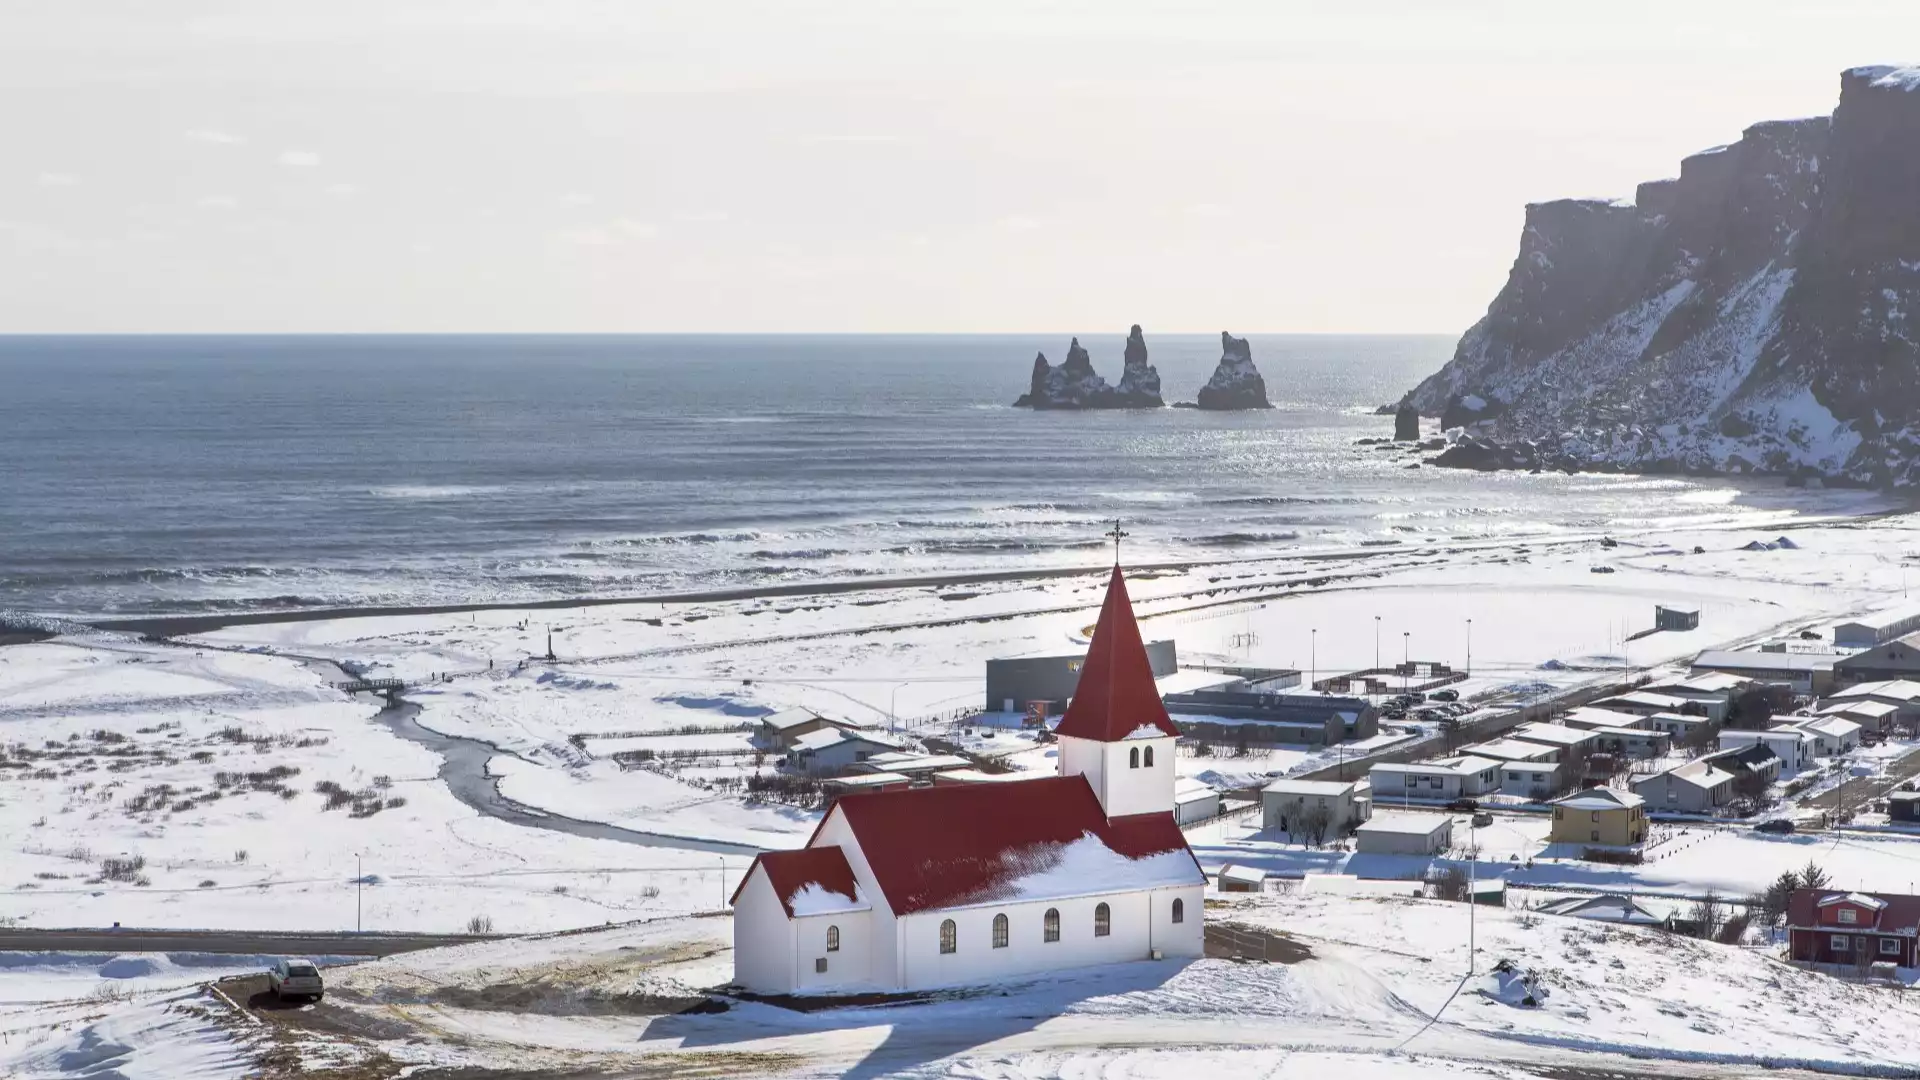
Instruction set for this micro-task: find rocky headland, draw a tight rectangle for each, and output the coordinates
[1404,65,1920,487]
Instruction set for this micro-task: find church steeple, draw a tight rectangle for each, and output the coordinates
[1055,566,1179,817]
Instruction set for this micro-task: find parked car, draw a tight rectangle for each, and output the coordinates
[1407,692,1427,704]
[1445,798,1479,812]
[1430,689,1459,703]
[1471,811,1494,827]
[1383,708,1407,720]
[1755,819,1796,835]
[267,957,325,1002]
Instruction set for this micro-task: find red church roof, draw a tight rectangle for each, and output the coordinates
[729,845,862,917]
[820,774,1201,915]
[1053,566,1181,741]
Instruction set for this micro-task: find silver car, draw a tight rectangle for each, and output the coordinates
[267,957,324,1002]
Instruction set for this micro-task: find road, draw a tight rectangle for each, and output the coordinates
[0,926,486,957]
[1801,742,1920,817]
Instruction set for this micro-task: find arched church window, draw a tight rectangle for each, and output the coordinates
[1043,908,1060,942]
[992,913,1009,948]
[939,918,957,954]
[1094,902,1111,937]
[1143,745,1154,767]
[1129,747,1140,769]
[826,925,840,952]
[1171,898,1185,924]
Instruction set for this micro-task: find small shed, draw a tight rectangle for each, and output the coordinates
[1890,790,1920,824]
[1655,604,1701,632]
[1217,863,1268,893]
[1355,814,1453,856]
[1173,777,1222,825]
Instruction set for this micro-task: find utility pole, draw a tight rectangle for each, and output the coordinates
[355,853,362,933]
[1403,632,1411,696]
[1466,618,1473,678]
[718,858,727,910]
[1310,629,1317,693]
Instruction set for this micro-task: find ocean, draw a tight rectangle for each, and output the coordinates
[0,333,1872,617]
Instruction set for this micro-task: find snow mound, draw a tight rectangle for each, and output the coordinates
[1473,958,1548,1007]
[97,955,162,979]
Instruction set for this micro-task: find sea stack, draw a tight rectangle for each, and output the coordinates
[1193,331,1273,410]
[1012,329,1163,408]
[1113,325,1164,407]
[1394,402,1420,441]
[1012,337,1118,408]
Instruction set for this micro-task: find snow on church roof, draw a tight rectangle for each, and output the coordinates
[732,846,866,918]
[821,774,1202,915]
[1053,567,1182,742]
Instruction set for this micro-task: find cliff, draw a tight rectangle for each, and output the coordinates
[1014,328,1164,409]
[1409,65,1920,485]
[1193,331,1273,410]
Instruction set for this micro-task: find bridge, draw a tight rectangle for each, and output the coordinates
[333,677,407,699]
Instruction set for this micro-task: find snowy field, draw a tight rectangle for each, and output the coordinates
[6,514,1920,943]
[9,897,1915,1079]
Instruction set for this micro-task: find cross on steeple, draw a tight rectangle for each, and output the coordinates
[1104,519,1129,566]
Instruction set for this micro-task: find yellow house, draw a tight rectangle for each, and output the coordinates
[1549,787,1647,847]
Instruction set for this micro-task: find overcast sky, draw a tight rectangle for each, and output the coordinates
[2,1,1913,333]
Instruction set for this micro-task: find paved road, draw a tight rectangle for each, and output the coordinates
[0,926,488,957]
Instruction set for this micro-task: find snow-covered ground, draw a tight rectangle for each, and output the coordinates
[14,897,1911,1079]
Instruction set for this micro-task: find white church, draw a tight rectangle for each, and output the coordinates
[729,566,1207,994]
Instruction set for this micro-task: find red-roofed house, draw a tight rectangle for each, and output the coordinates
[729,566,1206,994]
[1786,888,1920,969]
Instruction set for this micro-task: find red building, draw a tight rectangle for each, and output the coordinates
[1786,888,1920,968]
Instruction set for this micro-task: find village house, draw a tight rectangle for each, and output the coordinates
[1702,742,1782,785]
[1889,790,1920,824]
[1537,894,1672,928]
[1690,648,1837,695]
[786,728,906,776]
[1354,814,1452,856]
[1632,758,1736,813]
[1457,739,1561,798]
[1259,777,1372,835]
[1216,864,1268,893]
[1548,788,1647,847]
[730,566,1205,995]
[1643,710,1717,744]
[758,708,862,751]
[1172,777,1221,826]
[1787,889,1920,969]
[1508,722,1601,763]
[1814,698,1898,736]
[1642,671,1749,721]
[1587,691,1695,720]
[1557,707,1652,732]
[1367,755,1501,802]
[1825,679,1920,731]
[1833,632,1920,686]
[1782,715,1862,756]
[1585,726,1672,759]
[1832,604,1920,648]
[1717,728,1814,774]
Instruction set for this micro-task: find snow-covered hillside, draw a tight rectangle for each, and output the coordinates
[1410,65,1920,488]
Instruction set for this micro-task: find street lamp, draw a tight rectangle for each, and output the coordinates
[1466,618,1473,678]
[1310,629,1317,693]
[355,853,362,933]
[889,681,911,733]
[1374,615,1381,672]
[1403,632,1411,695]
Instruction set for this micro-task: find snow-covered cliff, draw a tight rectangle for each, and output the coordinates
[1410,65,1920,486]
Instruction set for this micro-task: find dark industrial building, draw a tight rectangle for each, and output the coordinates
[985,639,1178,715]
[1655,603,1701,632]
[1162,680,1379,745]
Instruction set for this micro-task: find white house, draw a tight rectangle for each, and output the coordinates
[1354,814,1453,856]
[1783,715,1862,756]
[1557,707,1652,732]
[1260,777,1372,834]
[785,728,903,775]
[1367,755,1501,801]
[1173,777,1221,825]
[1508,722,1601,762]
[730,566,1206,995]
[1718,728,1814,774]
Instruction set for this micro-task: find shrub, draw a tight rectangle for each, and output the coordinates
[641,884,661,900]
[198,879,217,888]
[233,849,249,864]
[99,855,146,882]
[466,915,494,934]
[1581,847,1643,865]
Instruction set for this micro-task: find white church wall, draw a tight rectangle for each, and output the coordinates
[896,889,1158,991]
[731,867,798,994]
[1100,736,1177,817]
[1149,884,1206,959]
[1057,735,1106,802]
[794,910,874,993]
[811,808,900,986]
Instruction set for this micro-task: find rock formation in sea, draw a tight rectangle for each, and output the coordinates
[1393,403,1420,441]
[1406,65,1920,487]
[1113,325,1164,407]
[1013,328,1163,408]
[1192,332,1273,410]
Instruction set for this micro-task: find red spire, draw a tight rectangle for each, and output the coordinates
[1054,566,1181,741]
